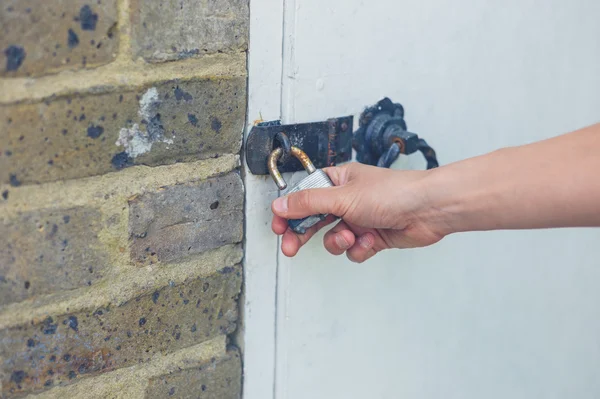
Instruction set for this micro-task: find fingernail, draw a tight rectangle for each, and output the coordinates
[335,234,350,250]
[358,233,373,249]
[273,196,288,214]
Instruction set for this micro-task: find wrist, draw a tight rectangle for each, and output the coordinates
[417,149,510,236]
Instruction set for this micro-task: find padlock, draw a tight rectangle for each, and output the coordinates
[268,145,335,234]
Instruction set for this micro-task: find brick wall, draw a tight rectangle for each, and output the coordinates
[0,0,248,397]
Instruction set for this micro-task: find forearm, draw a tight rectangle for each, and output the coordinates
[425,123,600,234]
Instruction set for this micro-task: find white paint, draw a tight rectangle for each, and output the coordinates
[138,87,160,119]
[116,124,152,158]
[115,124,174,158]
[245,0,600,398]
[115,87,174,158]
[240,0,284,398]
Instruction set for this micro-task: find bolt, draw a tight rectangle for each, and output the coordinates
[341,122,348,131]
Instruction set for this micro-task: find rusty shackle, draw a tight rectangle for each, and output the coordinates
[268,146,316,190]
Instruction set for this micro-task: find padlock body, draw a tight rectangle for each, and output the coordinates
[285,169,334,234]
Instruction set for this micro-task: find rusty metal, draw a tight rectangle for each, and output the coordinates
[268,146,316,190]
[353,97,439,169]
[246,116,353,175]
[274,131,292,165]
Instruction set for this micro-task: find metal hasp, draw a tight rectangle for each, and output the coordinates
[353,98,439,169]
[245,116,354,175]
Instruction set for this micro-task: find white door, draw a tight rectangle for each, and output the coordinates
[242,1,600,398]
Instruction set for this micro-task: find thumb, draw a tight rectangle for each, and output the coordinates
[272,186,346,219]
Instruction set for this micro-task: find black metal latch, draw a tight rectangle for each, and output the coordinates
[245,98,438,175]
[245,117,353,175]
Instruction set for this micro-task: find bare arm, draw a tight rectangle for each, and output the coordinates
[430,123,600,233]
[271,123,600,262]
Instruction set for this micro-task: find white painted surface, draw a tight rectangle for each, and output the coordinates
[240,0,283,397]
[245,0,600,398]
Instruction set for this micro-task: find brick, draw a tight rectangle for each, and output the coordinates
[145,348,241,399]
[131,0,249,62]
[0,264,242,397]
[0,207,108,306]
[129,172,243,264]
[0,0,118,77]
[0,77,246,185]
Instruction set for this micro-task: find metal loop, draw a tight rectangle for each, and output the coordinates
[268,146,316,190]
[376,143,401,168]
[377,139,439,169]
[274,132,292,165]
[417,139,439,169]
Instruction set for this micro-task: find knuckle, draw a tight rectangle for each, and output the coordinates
[330,196,345,216]
[329,190,349,217]
[295,190,313,211]
[342,162,361,177]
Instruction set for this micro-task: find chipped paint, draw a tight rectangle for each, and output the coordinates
[115,87,174,158]
[138,87,159,119]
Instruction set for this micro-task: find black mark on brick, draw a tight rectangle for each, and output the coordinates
[211,117,222,133]
[68,29,80,48]
[68,316,79,332]
[9,174,21,187]
[10,370,26,384]
[42,317,58,335]
[187,113,198,127]
[87,125,104,138]
[4,45,25,71]
[219,266,235,274]
[174,86,193,101]
[79,5,98,30]
[111,152,133,169]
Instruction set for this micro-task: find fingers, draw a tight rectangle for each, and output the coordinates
[272,186,345,220]
[325,222,379,263]
[274,215,383,262]
[271,215,288,235]
[323,220,356,255]
[278,215,338,257]
[346,232,378,263]
[329,219,384,263]
[274,217,382,262]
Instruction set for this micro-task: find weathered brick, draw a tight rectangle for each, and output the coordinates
[1,0,118,77]
[0,264,242,397]
[131,0,249,62]
[0,207,108,306]
[0,77,245,186]
[145,348,241,399]
[129,172,243,264]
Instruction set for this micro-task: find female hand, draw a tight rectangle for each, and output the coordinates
[271,162,449,263]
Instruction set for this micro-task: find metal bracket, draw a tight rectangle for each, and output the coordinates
[245,116,354,175]
[353,98,439,169]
